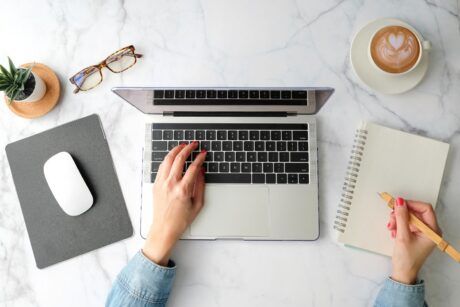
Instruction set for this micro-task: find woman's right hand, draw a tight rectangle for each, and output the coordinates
[387,197,442,284]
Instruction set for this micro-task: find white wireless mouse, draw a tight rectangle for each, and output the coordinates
[43,151,93,216]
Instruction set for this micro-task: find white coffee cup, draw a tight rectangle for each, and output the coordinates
[368,23,431,76]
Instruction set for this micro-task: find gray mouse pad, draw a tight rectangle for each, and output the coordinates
[5,114,133,269]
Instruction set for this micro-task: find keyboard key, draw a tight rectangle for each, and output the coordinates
[299,174,309,184]
[205,152,213,162]
[152,151,168,161]
[252,163,262,173]
[152,130,162,140]
[266,174,276,183]
[195,130,205,140]
[214,152,224,161]
[244,141,254,151]
[218,90,227,98]
[165,90,174,98]
[247,152,257,162]
[211,141,221,151]
[186,90,195,98]
[274,163,284,173]
[151,162,161,172]
[255,141,265,151]
[280,152,290,162]
[228,90,238,98]
[299,142,308,151]
[222,141,232,151]
[205,173,251,183]
[152,141,167,151]
[277,174,287,183]
[197,90,206,98]
[270,91,280,99]
[168,141,178,150]
[151,172,157,182]
[233,141,243,151]
[238,131,248,140]
[293,131,308,140]
[257,152,268,162]
[230,163,240,173]
[225,152,235,162]
[271,131,281,140]
[249,90,259,99]
[249,131,259,140]
[285,163,309,173]
[154,90,164,99]
[219,163,230,172]
[236,152,245,162]
[260,131,270,140]
[252,174,265,183]
[179,140,189,146]
[239,90,249,98]
[163,130,173,140]
[268,152,278,162]
[281,91,291,99]
[174,130,184,140]
[288,142,297,151]
[175,90,185,98]
[200,141,211,151]
[260,90,269,98]
[288,174,298,184]
[228,130,237,140]
[208,162,219,172]
[292,90,307,99]
[217,130,227,140]
[263,163,273,173]
[206,90,217,98]
[282,131,292,140]
[291,152,308,162]
[277,141,286,151]
[266,141,276,151]
[206,130,216,140]
[242,163,251,172]
[185,130,195,140]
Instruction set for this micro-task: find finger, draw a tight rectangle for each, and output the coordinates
[182,149,207,187]
[394,197,411,241]
[157,144,186,181]
[192,167,206,217]
[169,141,199,180]
[406,200,440,233]
[388,213,396,231]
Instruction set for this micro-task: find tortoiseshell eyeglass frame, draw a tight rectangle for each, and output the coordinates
[69,45,143,93]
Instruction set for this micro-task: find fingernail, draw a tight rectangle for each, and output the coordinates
[192,140,198,145]
[391,230,396,238]
[201,149,207,154]
[387,222,390,229]
[396,197,405,207]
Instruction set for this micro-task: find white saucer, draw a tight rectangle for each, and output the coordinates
[350,18,429,95]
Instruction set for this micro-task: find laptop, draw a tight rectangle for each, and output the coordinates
[112,87,333,240]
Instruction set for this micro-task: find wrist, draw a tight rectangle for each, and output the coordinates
[143,229,176,266]
[391,270,418,285]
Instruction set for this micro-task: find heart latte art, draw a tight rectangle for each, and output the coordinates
[370,26,420,73]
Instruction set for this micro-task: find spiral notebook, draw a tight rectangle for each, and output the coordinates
[334,121,449,256]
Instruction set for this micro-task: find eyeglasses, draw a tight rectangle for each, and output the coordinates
[69,45,142,93]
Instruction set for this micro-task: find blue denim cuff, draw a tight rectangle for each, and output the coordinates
[374,277,426,307]
[115,250,176,304]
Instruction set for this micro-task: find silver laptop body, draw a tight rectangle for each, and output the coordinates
[112,87,333,240]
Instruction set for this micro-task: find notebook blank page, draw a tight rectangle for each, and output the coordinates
[339,122,449,256]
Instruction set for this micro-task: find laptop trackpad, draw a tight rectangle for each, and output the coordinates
[190,185,269,237]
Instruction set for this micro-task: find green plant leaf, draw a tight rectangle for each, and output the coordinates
[7,57,17,76]
[0,64,13,81]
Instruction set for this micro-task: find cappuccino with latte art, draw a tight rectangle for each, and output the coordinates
[370,26,420,74]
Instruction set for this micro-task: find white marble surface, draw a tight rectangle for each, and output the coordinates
[1,0,460,306]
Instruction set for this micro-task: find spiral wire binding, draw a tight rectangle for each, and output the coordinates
[334,129,368,233]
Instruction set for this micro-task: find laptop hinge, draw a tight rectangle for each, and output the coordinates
[163,111,297,117]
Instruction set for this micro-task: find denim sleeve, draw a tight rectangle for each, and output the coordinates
[105,250,176,307]
[374,277,428,307]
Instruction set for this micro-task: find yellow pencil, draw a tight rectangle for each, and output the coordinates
[378,192,460,263]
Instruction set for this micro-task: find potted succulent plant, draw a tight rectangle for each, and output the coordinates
[0,57,46,104]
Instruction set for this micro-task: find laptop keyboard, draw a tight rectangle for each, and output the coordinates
[146,123,309,184]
